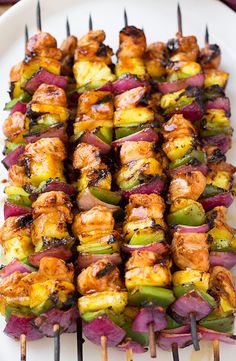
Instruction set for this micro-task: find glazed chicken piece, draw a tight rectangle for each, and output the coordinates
[77,259,123,295]
[114,86,147,110]
[38,257,74,283]
[207,206,228,228]
[72,206,114,235]
[125,264,171,289]
[125,193,165,222]
[144,42,167,78]
[10,61,22,83]
[75,30,113,64]
[30,83,68,108]
[167,33,199,62]
[32,191,73,222]
[119,141,156,165]
[60,35,77,76]
[3,112,26,140]
[172,232,210,272]
[0,214,31,244]
[77,91,114,122]
[26,32,62,60]
[209,266,236,308]
[117,26,146,59]
[169,171,206,202]
[8,165,27,187]
[162,114,196,142]
[73,143,102,170]
[199,44,221,70]
[126,250,164,271]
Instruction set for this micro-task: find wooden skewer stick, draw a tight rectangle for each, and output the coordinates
[149,322,157,358]
[36,0,42,32]
[77,318,84,361]
[89,13,93,32]
[25,25,29,44]
[101,335,108,361]
[126,348,133,361]
[177,3,183,36]
[213,339,220,361]
[172,343,179,361]
[53,324,60,361]
[205,24,209,48]
[124,8,128,27]
[20,333,26,361]
[190,312,200,351]
[66,17,71,37]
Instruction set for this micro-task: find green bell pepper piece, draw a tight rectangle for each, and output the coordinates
[5,305,32,320]
[95,127,113,144]
[167,204,206,226]
[89,187,121,205]
[200,127,230,138]
[164,97,194,116]
[4,141,26,155]
[81,310,105,322]
[128,286,175,308]
[165,315,182,330]
[4,92,31,110]
[115,127,140,139]
[202,184,224,199]
[169,150,206,170]
[174,285,217,309]
[199,312,234,333]
[5,186,32,207]
[77,242,119,254]
[31,299,53,316]
[129,228,165,246]
[119,175,140,190]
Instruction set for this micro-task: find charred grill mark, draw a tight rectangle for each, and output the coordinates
[96,44,108,57]
[95,94,113,105]
[121,26,143,38]
[16,214,33,229]
[95,263,116,279]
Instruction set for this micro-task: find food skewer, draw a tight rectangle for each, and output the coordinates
[89,13,93,32]
[177,3,182,36]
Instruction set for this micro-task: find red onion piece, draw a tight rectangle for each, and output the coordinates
[158,73,205,94]
[170,290,213,323]
[167,101,204,122]
[2,144,25,169]
[117,340,148,353]
[77,188,120,212]
[175,224,209,234]
[10,102,27,115]
[132,306,167,333]
[157,332,201,351]
[112,128,159,147]
[168,164,208,177]
[201,192,234,211]
[40,180,77,196]
[99,82,113,91]
[111,74,149,94]
[28,246,72,267]
[33,308,78,337]
[24,68,67,94]
[77,253,122,269]
[0,259,33,278]
[198,326,236,344]
[164,325,191,334]
[4,315,43,341]
[80,132,111,154]
[209,251,236,269]
[202,134,232,154]
[122,241,169,255]
[4,202,32,220]
[206,97,230,114]
[24,124,68,144]
[121,176,164,198]
[83,316,126,347]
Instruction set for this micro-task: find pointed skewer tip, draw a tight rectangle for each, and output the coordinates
[177,2,183,36]
[36,0,42,32]
[53,324,60,361]
[205,24,209,47]
[89,13,93,31]
[76,318,84,361]
[124,8,128,27]
[66,17,71,37]
[25,24,29,44]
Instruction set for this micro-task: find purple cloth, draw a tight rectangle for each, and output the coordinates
[221,0,236,10]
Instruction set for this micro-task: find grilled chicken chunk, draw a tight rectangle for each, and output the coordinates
[77,91,114,122]
[125,264,171,289]
[117,26,146,59]
[145,42,167,78]
[73,143,102,170]
[126,250,165,271]
[73,206,114,235]
[38,257,74,283]
[125,193,165,222]
[0,215,31,244]
[77,259,123,295]
[210,266,236,308]
[162,114,196,142]
[114,87,147,110]
[119,141,156,165]
[167,33,199,62]
[169,171,206,202]
[3,112,26,140]
[172,232,210,271]
[199,44,221,70]
[8,165,27,187]
[31,83,68,108]
[26,32,62,60]
[60,35,77,76]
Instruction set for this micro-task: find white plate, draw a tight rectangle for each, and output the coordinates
[0,0,236,360]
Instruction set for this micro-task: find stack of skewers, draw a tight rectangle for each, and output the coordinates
[0,3,235,361]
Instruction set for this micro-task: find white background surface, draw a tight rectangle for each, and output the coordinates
[0,0,235,360]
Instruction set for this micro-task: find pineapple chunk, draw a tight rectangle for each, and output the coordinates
[12,80,24,99]
[115,57,146,77]
[29,158,65,187]
[21,57,61,87]
[114,107,154,127]
[30,103,69,122]
[73,61,115,90]
[74,119,113,135]
[207,171,231,190]
[170,198,203,213]
[4,235,34,263]
[163,136,193,162]
[172,270,210,292]
[125,265,171,289]
[146,59,166,79]
[204,69,229,88]
[78,291,128,314]
[124,219,165,240]
[160,90,184,109]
